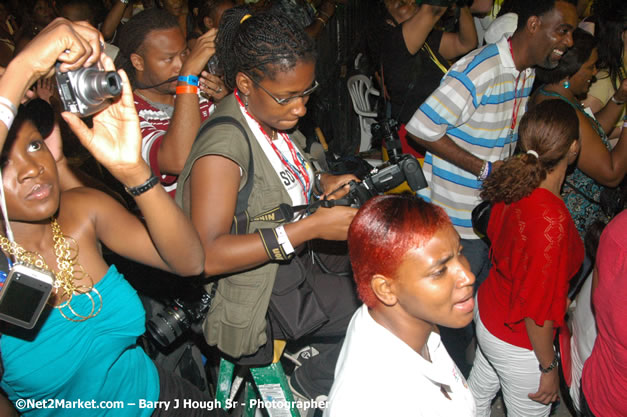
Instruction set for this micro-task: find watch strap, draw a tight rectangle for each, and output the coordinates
[124,175,160,197]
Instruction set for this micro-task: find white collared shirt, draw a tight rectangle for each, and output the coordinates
[324,305,475,417]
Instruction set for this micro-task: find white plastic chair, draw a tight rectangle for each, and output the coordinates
[347,74,380,152]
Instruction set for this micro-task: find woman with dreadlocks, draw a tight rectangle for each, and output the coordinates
[175,7,360,405]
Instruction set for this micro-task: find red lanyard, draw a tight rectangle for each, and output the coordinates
[508,38,527,137]
[235,90,311,202]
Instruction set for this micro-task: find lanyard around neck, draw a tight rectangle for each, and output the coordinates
[234,90,312,202]
[508,38,527,136]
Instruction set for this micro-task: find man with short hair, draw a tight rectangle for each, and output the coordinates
[406,0,579,283]
[115,8,226,197]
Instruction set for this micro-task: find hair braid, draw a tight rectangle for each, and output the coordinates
[216,7,316,90]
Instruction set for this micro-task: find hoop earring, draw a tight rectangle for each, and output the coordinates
[563,80,570,89]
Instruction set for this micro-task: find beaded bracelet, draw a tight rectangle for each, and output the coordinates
[176,85,198,95]
[318,10,332,20]
[478,160,492,181]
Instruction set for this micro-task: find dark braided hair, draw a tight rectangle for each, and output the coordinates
[114,8,180,87]
[216,6,316,91]
[481,100,579,204]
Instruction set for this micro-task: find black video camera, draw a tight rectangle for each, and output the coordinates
[337,119,427,207]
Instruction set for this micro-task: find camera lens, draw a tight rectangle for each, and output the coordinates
[207,55,223,76]
[146,304,190,347]
[77,69,122,105]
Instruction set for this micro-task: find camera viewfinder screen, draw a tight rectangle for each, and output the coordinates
[0,277,45,322]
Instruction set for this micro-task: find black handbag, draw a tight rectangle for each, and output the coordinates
[268,256,329,340]
[471,200,492,245]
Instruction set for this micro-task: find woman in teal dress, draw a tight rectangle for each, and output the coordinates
[0,19,220,416]
[532,28,627,238]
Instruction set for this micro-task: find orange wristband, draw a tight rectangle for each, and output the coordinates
[176,85,198,95]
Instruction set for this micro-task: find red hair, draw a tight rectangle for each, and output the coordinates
[347,195,450,308]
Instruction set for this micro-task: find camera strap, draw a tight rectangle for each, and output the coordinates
[194,116,255,235]
[134,76,179,90]
[249,204,296,224]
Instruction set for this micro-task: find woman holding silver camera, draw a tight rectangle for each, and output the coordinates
[0,18,223,417]
[175,8,360,403]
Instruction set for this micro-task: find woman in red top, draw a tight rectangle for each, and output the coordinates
[467,100,585,417]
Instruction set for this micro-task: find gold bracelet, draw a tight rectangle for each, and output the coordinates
[318,10,332,20]
[316,16,327,26]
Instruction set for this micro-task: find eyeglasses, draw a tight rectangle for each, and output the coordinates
[245,73,319,105]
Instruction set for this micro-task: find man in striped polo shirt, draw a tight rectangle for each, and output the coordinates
[406,0,578,284]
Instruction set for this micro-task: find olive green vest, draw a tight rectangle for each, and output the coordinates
[175,94,308,358]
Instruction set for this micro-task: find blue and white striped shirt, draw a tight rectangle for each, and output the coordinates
[406,36,535,239]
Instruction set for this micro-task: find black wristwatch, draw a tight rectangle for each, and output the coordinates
[125,175,160,197]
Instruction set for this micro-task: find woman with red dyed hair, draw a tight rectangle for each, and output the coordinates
[324,194,476,417]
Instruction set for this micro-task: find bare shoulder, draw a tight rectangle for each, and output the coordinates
[60,186,119,206]
[58,187,124,222]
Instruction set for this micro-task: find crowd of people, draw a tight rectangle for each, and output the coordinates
[0,0,624,416]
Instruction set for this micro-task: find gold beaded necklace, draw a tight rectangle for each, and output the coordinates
[0,218,102,322]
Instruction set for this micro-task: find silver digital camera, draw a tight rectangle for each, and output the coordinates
[55,62,122,117]
[0,263,54,329]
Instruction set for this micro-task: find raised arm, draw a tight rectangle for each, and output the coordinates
[0,18,102,146]
[189,154,356,277]
[304,0,342,39]
[576,110,627,187]
[100,0,131,41]
[438,5,478,60]
[584,78,627,137]
[402,5,448,54]
[156,29,217,175]
[62,61,204,276]
[469,0,494,15]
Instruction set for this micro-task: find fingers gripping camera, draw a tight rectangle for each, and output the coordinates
[55,63,122,117]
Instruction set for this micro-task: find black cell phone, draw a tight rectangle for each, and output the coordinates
[0,264,54,329]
